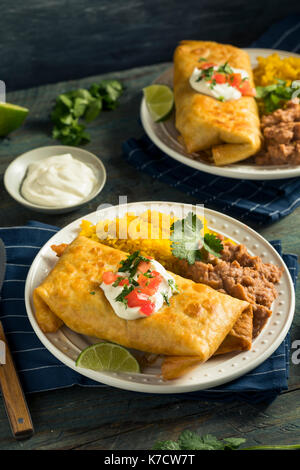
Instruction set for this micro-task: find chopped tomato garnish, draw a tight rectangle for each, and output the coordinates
[228,73,242,88]
[139,286,156,296]
[213,73,226,84]
[119,278,129,286]
[239,81,256,97]
[102,271,118,285]
[140,301,155,316]
[125,289,155,316]
[126,289,148,307]
[137,260,151,274]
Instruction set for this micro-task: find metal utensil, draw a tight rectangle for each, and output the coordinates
[0,239,34,439]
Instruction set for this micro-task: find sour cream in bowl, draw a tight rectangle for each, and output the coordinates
[4,145,106,214]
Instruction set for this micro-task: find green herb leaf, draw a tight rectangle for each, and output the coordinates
[255,79,300,114]
[153,440,181,450]
[203,233,224,258]
[170,212,223,264]
[84,98,102,122]
[114,284,134,307]
[162,292,170,306]
[223,437,246,450]
[51,80,123,145]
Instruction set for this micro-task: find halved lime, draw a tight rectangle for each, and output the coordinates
[75,342,140,374]
[0,102,29,137]
[143,84,174,122]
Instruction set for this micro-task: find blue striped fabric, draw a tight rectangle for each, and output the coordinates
[122,15,300,225]
[0,221,298,403]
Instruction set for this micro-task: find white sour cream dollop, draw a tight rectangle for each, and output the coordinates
[189,66,249,101]
[21,154,97,207]
[101,259,178,320]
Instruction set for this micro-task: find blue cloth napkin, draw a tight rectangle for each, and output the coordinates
[122,15,300,225]
[0,221,297,403]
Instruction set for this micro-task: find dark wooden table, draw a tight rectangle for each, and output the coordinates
[0,64,299,449]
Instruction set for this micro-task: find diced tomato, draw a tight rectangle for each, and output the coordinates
[228,73,242,88]
[119,278,129,286]
[137,260,151,274]
[239,81,256,97]
[126,289,149,307]
[213,73,226,84]
[125,289,155,316]
[199,62,215,70]
[102,271,118,285]
[140,301,155,316]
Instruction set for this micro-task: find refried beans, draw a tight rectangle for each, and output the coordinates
[255,99,300,165]
[176,241,283,338]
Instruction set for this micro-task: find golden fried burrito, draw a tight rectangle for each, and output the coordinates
[173,40,261,165]
[33,236,252,378]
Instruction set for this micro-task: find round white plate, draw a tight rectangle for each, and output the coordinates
[140,48,300,180]
[25,201,295,393]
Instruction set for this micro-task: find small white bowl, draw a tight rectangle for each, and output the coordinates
[4,145,107,214]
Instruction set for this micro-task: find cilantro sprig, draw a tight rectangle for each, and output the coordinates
[255,79,300,114]
[118,251,150,278]
[153,430,300,450]
[170,212,223,265]
[153,431,245,450]
[51,80,123,145]
[114,284,134,307]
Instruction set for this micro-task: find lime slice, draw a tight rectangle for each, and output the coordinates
[75,342,140,374]
[143,84,174,122]
[0,102,29,137]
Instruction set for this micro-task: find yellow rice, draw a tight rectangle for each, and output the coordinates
[253,53,300,86]
[79,210,233,272]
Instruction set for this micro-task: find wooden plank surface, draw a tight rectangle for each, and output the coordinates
[0,63,299,449]
[1,0,299,91]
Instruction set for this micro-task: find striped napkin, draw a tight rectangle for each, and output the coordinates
[122,15,300,225]
[0,221,297,403]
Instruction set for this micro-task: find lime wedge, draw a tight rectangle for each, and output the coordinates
[0,102,29,137]
[75,342,140,374]
[143,84,174,122]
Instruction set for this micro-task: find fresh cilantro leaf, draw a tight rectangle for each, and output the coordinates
[223,437,246,450]
[89,291,96,295]
[168,279,179,292]
[255,79,300,114]
[203,233,223,258]
[153,440,181,450]
[112,276,123,287]
[178,431,224,450]
[119,251,141,272]
[162,292,170,306]
[217,62,233,75]
[51,80,123,145]
[198,57,207,62]
[114,284,134,307]
[171,212,224,264]
[153,431,298,450]
[84,98,102,122]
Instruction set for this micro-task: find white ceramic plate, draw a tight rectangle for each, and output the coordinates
[25,201,295,393]
[140,48,300,180]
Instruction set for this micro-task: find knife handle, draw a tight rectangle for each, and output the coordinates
[0,321,34,439]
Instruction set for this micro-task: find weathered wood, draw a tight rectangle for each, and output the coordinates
[0,322,34,440]
[0,63,299,449]
[0,0,299,91]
